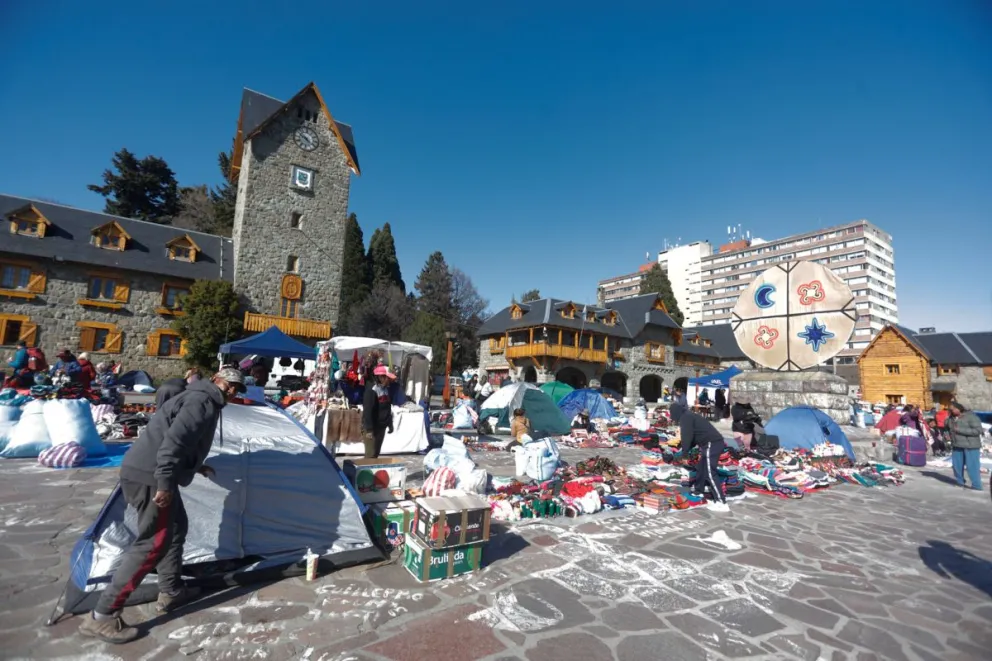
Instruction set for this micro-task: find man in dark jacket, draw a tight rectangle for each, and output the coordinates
[79,367,244,644]
[947,400,984,491]
[672,403,728,511]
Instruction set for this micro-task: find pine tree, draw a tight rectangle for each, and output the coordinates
[367,223,405,293]
[403,310,447,373]
[88,148,180,222]
[414,251,453,319]
[639,263,684,325]
[338,212,372,325]
[520,289,541,303]
[210,151,237,236]
[171,280,242,370]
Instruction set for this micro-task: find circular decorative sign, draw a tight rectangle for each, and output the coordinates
[731,260,856,371]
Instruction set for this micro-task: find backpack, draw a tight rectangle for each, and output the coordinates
[26,347,48,372]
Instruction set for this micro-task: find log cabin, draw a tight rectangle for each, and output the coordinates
[858,325,992,410]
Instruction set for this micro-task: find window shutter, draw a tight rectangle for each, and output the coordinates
[146,331,161,357]
[79,327,96,352]
[19,322,38,347]
[113,281,130,303]
[105,330,123,354]
[27,270,46,294]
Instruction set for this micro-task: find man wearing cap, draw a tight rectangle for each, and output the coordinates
[79,367,245,644]
[362,364,395,458]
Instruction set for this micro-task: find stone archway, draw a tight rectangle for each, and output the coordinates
[522,366,538,383]
[601,371,627,398]
[639,374,663,403]
[673,376,689,394]
[556,367,587,389]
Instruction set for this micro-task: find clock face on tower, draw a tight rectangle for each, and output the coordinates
[294,126,319,151]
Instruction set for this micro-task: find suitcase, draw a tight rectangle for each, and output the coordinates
[897,435,927,467]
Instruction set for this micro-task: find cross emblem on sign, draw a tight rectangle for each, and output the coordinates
[753,325,779,349]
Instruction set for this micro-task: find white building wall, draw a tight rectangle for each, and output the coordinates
[657,241,712,326]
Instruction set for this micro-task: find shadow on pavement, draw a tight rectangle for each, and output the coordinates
[919,470,960,486]
[918,540,992,599]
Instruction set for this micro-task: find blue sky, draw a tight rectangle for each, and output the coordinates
[1,1,990,330]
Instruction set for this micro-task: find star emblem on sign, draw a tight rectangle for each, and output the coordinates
[797,317,835,352]
[753,325,779,349]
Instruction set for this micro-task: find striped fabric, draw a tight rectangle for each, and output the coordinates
[422,466,456,497]
[38,442,88,468]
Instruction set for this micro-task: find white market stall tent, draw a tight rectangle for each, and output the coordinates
[310,336,433,455]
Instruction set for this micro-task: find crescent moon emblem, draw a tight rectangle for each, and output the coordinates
[754,284,776,309]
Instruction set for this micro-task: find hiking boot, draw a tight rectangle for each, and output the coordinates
[79,612,139,644]
[156,585,202,613]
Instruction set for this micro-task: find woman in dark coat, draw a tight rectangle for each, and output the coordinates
[714,388,727,419]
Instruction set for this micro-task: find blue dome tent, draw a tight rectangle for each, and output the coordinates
[558,389,618,420]
[764,406,855,461]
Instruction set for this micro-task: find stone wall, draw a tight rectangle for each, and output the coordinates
[732,371,850,424]
[0,262,190,380]
[232,88,350,327]
[932,366,992,411]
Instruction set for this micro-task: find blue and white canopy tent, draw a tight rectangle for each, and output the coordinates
[219,326,317,360]
[687,365,742,406]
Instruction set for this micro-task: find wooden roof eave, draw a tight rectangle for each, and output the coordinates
[166,233,202,251]
[9,204,52,225]
[91,220,131,240]
[856,325,924,364]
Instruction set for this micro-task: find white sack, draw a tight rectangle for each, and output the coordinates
[456,468,488,494]
[1,400,51,458]
[0,405,21,423]
[43,399,107,457]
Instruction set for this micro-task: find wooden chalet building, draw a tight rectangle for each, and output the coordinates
[477,294,746,402]
[858,324,992,410]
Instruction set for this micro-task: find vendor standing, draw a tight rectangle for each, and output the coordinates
[672,403,728,511]
[947,401,983,491]
[362,365,395,459]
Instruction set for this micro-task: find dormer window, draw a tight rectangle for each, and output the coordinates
[604,311,618,326]
[7,205,51,238]
[559,302,576,320]
[509,304,524,320]
[166,234,200,262]
[585,310,596,323]
[652,297,669,312]
[91,221,129,251]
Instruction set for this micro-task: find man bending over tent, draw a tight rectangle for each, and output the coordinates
[79,367,245,644]
[671,402,729,512]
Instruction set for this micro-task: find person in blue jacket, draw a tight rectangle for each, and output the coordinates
[5,340,30,387]
[50,348,82,383]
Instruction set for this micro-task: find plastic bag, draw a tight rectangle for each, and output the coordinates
[457,468,488,494]
[43,399,107,457]
[523,437,560,481]
[0,404,21,423]
[424,435,476,476]
[1,400,52,458]
[451,402,476,429]
[38,442,87,468]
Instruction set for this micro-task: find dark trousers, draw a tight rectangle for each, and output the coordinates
[693,442,726,504]
[364,428,387,459]
[95,479,188,614]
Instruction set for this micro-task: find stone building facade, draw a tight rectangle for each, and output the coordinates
[476,295,735,403]
[0,82,360,380]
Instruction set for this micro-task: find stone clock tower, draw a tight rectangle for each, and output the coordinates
[229,82,361,337]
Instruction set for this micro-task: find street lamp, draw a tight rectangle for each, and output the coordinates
[442,331,456,409]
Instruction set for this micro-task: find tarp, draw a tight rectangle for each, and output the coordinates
[220,326,316,360]
[322,336,433,364]
[117,370,153,390]
[688,365,742,388]
[59,404,380,616]
[558,389,618,420]
[539,381,574,404]
[764,405,855,461]
[480,382,570,435]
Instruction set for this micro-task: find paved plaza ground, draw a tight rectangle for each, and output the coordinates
[1,444,991,661]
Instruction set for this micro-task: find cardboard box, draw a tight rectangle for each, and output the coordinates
[403,535,483,583]
[344,458,407,504]
[413,494,491,549]
[370,500,416,548]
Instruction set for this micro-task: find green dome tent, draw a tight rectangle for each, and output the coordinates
[539,381,574,404]
[479,383,571,435]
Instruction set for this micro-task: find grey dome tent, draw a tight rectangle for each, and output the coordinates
[52,404,381,619]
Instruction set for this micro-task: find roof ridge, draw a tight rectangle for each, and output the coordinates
[951,332,982,364]
[243,87,285,102]
[0,193,232,243]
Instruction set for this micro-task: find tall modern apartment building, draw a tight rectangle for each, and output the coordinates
[596,220,897,362]
[696,220,897,361]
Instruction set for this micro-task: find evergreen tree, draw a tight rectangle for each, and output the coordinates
[403,310,447,373]
[88,148,180,222]
[343,283,413,340]
[171,280,242,370]
[520,289,541,303]
[210,150,237,237]
[414,251,453,319]
[338,212,371,324]
[367,223,405,293]
[639,263,684,325]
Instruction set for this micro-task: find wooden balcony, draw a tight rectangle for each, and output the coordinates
[243,312,331,339]
[675,357,721,369]
[505,343,608,363]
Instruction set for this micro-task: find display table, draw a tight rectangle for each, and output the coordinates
[326,407,429,455]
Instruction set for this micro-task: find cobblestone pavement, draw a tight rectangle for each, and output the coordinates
[1,445,991,661]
